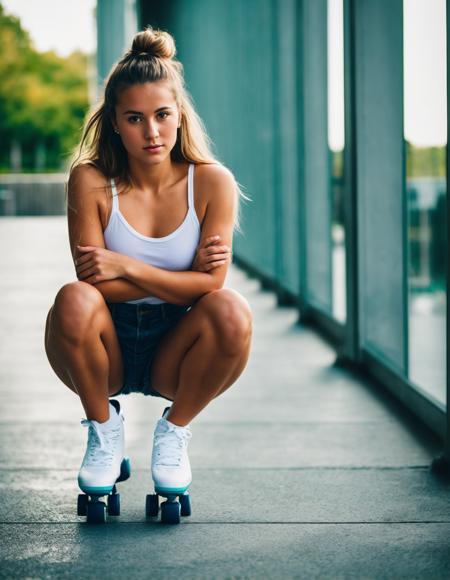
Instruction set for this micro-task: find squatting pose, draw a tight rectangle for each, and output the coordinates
[44,26,253,522]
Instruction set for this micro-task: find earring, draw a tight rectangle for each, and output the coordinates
[114,128,120,134]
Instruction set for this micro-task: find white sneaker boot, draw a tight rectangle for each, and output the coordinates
[78,400,125,494]
[151,407,192,495]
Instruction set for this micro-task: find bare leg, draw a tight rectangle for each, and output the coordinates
[44,281,124,422]
[150,289,253,426]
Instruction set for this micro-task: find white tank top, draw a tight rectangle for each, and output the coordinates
[103,163,201,305]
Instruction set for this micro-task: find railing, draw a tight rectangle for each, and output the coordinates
[0,174,66,216]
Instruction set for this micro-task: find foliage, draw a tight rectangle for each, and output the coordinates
[0,3,90,171]
[406,142,446,178]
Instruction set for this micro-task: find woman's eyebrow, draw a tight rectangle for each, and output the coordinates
[122,106,173,115]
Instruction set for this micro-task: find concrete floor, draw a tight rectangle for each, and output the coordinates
[1,216,450,579]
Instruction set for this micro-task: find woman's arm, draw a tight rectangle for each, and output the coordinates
[72,164,237,304]
[80,235,232,303]
[121,263,216,305]
[68,165,152,302]
[121,165,238,304]
[87,278,156,303]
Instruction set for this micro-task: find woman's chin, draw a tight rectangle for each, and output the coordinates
[129,151,170,165]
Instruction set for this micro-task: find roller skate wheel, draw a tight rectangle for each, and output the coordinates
[145,494,159,517]
[108,493,120,516]
[86,501,106,524]
[161,500,181,525]
[179,493,191,517]
[77,494,88,516]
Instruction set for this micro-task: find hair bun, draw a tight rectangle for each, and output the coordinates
[130,26,176,60]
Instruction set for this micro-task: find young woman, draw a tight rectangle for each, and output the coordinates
[44,26,253,514]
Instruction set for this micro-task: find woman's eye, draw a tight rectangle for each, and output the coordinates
[127,112,169,124]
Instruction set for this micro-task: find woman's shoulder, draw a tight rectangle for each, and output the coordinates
[67,163,112,228]
[67,163,111,213]
[68,162,109,194]
[194,162,237,202]
[67,163,110,204]
[194,161,235,184]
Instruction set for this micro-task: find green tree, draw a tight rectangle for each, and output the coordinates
[0,3,90,172]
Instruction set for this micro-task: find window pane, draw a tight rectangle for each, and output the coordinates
[328,0,346,323]
[404,0,447,405]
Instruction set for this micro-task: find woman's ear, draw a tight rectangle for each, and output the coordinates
[110,114,119,133]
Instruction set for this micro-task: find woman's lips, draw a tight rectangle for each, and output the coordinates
[143,145,162,154]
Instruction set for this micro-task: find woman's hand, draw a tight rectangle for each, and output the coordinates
[192,235,232,272]
[75,245,129,285]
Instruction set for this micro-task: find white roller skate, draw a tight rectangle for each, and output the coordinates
[146,406,192,524]
[77,399,131,523]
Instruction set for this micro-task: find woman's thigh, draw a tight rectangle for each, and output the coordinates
[150,288,252,399]
[44,281,124,397]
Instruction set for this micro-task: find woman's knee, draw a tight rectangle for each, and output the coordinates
[52,281,104,344]
[200,288,253,355]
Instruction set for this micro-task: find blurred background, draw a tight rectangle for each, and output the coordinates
[0,0,448,458]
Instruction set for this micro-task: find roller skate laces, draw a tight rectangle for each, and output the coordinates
[151,408,192,493]
[78,401,125,493]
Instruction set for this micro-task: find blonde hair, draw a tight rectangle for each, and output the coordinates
[66,26,249,231]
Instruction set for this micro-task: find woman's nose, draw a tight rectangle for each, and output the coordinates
[145,119,159,140]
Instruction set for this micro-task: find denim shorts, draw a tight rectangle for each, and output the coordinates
[106,301,191,400]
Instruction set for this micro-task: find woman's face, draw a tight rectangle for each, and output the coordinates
[113,80,181,164]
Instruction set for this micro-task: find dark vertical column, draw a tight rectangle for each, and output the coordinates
[138,0,177,30]
[447,0,450,473]
[273,0,301,302]
[96,0,138,92]
[354,0,405,370]
[336,0,360,364]
[302,0,332,314]
[297,0,308,320]
[432,0,450,476]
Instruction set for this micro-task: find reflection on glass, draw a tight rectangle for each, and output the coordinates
[327,0,346,323]
[404,0,447,405]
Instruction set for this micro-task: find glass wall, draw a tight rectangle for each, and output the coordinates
[328,0,346,323]
[404,0,447,405]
